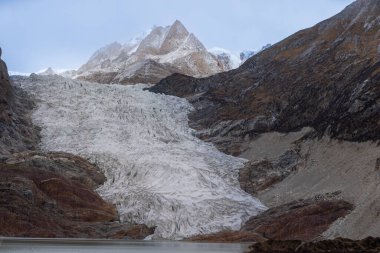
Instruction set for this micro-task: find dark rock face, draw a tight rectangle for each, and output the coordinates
[0,50,39,154]
[0,152,154,238]
[188,196,352,243]
[149,0,380,150]
[239,149,302,195]
[0,48,12,110]
[246,237,380,253]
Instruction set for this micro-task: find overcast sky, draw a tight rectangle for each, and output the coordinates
[1,0,354,73]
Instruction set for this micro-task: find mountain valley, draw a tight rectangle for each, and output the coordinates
[1,0,380,251]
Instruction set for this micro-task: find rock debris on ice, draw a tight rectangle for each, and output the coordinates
[14,75,267,239]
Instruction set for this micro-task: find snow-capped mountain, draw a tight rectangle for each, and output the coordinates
[8,71,30,76]
[240,44,272,63]
[209,47,241,70]
[36,67,77,77]
[37,67,56,75]
[240,50,255,63]
[76,20,228,84]
[210,44,273,69]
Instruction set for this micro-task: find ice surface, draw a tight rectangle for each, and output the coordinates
[15,75,266,239]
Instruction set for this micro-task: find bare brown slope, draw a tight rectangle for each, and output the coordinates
[149,0,380,147]
[0,152,153,238]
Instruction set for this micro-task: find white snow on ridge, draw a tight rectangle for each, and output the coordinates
[9,71,30,76]
[209,47,241,69]
[15,75,267,239]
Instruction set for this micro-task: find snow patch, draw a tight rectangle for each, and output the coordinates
[8,71,30,76]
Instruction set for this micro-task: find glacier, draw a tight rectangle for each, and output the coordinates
[14,75,267,239]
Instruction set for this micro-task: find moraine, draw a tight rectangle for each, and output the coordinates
[13,75,266,239]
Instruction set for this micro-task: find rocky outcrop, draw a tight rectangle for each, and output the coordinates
[150,0,380,152]
[76,20,227,84]
[241,196,353,241]
[246,237,380,253]
[188,196,352,243]
[0,152,154,238]
[0,48,39,154]
[0,47,12,126]
[239,149,302,195]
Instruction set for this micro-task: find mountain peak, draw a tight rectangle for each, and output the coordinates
[159,20,190,54]
[76,20,228,83]
[171,20,188,33]
[38,67,56,76]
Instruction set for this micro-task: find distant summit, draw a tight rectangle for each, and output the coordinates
[37,67,56,76]
[240,44,272,63]
[35,67,75,78]
[36,20,267,83]
[76,20,230,84]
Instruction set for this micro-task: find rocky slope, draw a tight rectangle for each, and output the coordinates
[239,44,271,64]
[0,152,153,238]
[189,195,352,243]
[150,0,380,151]
[75,20,229,84]
[149,0,380,241]
[0,50,153,238]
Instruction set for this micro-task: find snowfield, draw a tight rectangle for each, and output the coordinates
[14,75,266,239]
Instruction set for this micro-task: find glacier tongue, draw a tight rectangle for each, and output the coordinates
[15,75,266,239]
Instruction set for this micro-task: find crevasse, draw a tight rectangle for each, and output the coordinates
[16,75,267,239]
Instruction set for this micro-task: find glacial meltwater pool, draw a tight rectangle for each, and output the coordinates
[0,238,250,253]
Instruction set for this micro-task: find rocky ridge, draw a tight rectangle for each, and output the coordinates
[150,0,380,151]
[149,0,380,243]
